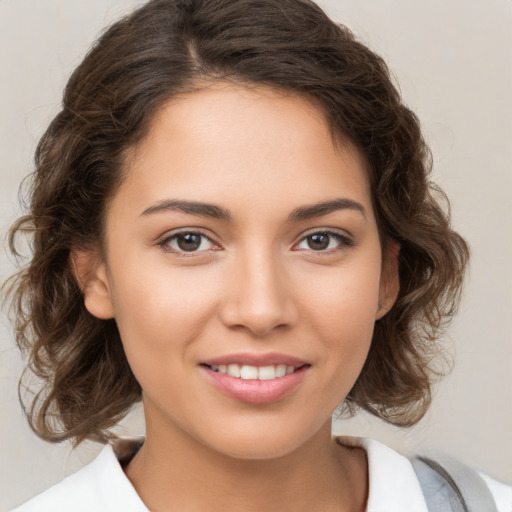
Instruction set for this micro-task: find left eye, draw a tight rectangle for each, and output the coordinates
[161,232,216,253]
[295,232,351,251]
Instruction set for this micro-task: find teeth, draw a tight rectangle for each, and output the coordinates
[210,363,299,380]
[227,364,241,378]
[257,365,276,380]
[276,364,287,377]
[240,365,258,379]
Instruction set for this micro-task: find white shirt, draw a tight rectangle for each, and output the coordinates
[10,437,512,512]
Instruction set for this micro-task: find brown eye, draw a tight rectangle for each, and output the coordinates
[160,231,217,253]
[307,233,330,250]
[294,231,353,252]
[176,233,202,251]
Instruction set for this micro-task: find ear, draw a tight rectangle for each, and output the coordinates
[70,248,115,320]
[376,240,400,320]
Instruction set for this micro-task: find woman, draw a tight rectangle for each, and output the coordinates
[4,0,511,510]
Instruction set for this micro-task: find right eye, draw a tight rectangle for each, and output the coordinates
[293,231,354,253]
[159,231,218,254]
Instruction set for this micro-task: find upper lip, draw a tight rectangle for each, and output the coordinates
[201,352,308,367]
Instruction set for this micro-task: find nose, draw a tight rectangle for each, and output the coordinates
[218,249,299,337]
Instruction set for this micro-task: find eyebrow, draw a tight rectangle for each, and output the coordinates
[287,198,366,222]
[139,197,365,221]
[140,199,231,220]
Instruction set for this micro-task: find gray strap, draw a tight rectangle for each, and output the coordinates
[412,457,465,512]
[411,454,499,512]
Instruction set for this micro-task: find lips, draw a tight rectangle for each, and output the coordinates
[200,353,310,404]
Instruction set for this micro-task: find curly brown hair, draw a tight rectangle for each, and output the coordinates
[4,0,469,445]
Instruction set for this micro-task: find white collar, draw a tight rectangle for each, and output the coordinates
[15,436,429,512]
[336,436,429,512]
[104,436,429,512]
[68,442,149,511]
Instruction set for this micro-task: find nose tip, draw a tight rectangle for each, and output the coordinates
[221,303,288,337]
[218,259,298,337]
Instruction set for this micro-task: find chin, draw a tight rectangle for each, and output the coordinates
[210,436,301,461]
[195,416,329,461]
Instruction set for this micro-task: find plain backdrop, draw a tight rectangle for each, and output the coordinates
[1,0,511,510]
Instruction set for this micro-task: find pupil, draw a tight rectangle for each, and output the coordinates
[308,233,329,250]
[177,233,201,251]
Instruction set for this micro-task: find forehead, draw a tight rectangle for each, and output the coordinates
[118,83,372,218]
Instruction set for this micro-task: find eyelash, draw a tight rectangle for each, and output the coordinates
[157,230,219,255]
[157,229,354,256]
[293,230,354,253]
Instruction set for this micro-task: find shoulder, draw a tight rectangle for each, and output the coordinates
[479,471,512,512]
[337,436,431,512]
[336,436,512,512]
[10,443,148,512]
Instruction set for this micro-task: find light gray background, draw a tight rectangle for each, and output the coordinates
[1,1,511,510]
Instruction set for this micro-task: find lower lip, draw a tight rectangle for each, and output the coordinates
[201,365,309,405]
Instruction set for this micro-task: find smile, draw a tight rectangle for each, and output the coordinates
[200,354,311,404]
[208,364,298,380]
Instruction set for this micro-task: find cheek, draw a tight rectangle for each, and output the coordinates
[107,259,223,367]
[301,257,381,329]
[296,254,381,376]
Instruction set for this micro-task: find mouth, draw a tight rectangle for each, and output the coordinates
[199,354,311,404]
[201,363,307,380]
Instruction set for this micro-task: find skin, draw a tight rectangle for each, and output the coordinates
[76,84,399,512]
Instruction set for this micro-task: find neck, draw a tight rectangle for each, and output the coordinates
[124,415,367,512]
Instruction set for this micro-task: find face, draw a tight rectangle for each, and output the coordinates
[80,84,398,460]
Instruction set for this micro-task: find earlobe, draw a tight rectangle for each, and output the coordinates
[376,240,400,320]
[70,248,115,320]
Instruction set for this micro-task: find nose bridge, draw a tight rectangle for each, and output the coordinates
[219,243,297,336]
